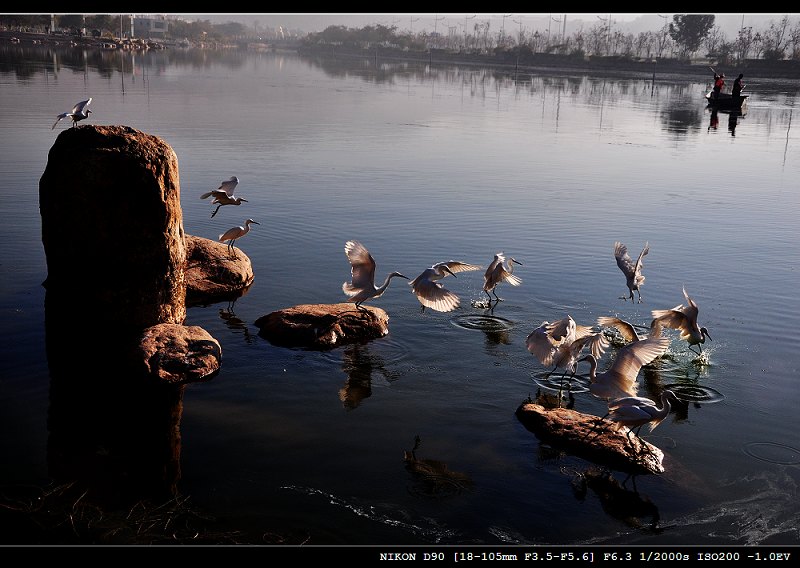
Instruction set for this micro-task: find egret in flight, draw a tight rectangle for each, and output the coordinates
[483,252,522,302]
[651,286,712,355]
[342,240,408,309]
[409,261,481,312]
[614,241,649,303]
[201,176,246,217]
[219,218,259,258]
[578,336,670,401]
[52,98,92,129]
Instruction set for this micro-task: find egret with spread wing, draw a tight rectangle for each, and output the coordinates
[614,241,649,303]
[579,336,670,401]
[201,176,246,217]
[342,240,408,309]
[52,98,92,129]
[651,286,711,355]
[219,218,259,258]
[527,315,608,403]
[483,252,522,302]
[409,261,481,312]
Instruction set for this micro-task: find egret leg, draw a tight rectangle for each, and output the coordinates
[492,289,503,301]
[211,205,221,218]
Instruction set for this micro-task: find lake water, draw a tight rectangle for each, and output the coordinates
[1,43,799,546]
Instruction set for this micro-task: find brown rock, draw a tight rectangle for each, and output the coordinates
[39,125,185,331]
[255,303,390,348]
[136,323,221,384]
[515,402,664,475]
[185,234,254,305]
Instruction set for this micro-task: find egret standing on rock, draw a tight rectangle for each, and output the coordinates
[483,252,522,303]
[579,336,671,401]
[614,241,649,303]
[651,286,712,355]
[605,389,682,449]
[52,97,92,129]
[201,176,246,218]
[342,240,408,310]
[219,218,259,258]
[409,261,482,312]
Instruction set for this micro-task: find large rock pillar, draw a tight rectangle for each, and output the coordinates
[39,125,186,330]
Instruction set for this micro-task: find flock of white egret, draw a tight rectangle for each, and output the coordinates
[340,238,711,447]
[50,99,711,450]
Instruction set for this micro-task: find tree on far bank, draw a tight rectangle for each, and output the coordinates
[669,14,715,59]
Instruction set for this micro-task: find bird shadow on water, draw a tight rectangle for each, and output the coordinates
[568,466,663,534]
[403,435,474,499]
[338,342,400,410]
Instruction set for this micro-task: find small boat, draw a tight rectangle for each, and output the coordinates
[705,90,748,111]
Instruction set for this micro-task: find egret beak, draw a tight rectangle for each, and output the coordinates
[443,266,457,278]
[241,198,248,202]
[511,258,523,265]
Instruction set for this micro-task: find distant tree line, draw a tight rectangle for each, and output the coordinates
[0,15,249,42]
[302,14,800,63]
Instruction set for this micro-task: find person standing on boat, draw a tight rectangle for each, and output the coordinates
[732,73,745,99]
[713,72,725,99]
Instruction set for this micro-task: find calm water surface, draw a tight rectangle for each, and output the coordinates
[1,45,799,545]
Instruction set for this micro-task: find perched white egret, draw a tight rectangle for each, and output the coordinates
[527,315,608,402]
[52,97,92,129]
[218,218,259,257]
[342,240,408,309]
[201,176,245,217]
[614,241,649,303]
[651,286,712,355]
[409,261,481,312]
[483,252,522,302]
[579,336,670,401]
[605,389,682,447]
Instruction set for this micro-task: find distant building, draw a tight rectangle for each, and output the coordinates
[133,15,168,38]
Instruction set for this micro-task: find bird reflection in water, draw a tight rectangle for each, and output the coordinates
[570,467,661,532]
[403,435,473,498]
[218,297,256,344]
[338,342,398,410]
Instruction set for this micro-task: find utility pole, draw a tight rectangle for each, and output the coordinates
[464,14,475,50]
[501,13,512,47]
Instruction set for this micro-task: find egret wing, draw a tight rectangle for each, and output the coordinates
[410,277,460,312]
[343,240,376,294]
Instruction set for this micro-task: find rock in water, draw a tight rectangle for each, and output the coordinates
[255,303,390,348]
[135,323,222,384]
[515,402,665,475]
[184,234,254,306]
[39,125,185,331]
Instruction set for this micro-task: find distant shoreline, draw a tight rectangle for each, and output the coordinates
[4,29,800,82]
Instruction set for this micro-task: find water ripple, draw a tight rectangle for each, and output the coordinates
[742,442,800,466]
[663,383,726,404]
[451,313,517,333]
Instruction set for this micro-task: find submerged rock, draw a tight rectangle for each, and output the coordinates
[515,402,665,475]
[184,234,254,306]
[254,303,390,348]
[136,323,222,384]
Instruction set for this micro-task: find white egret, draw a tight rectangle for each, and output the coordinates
[651,286,712,355]
[342,240,408,309]
[200,176,245,217]
[605,389,682,448]
[579,336,671,401]
[218,218,259,258]
[596,316,648,343]
[483,252,522,302]
[526,315,608,401]
[614,241,649,303]
[409,261,481,312]
[52,97,92,129]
